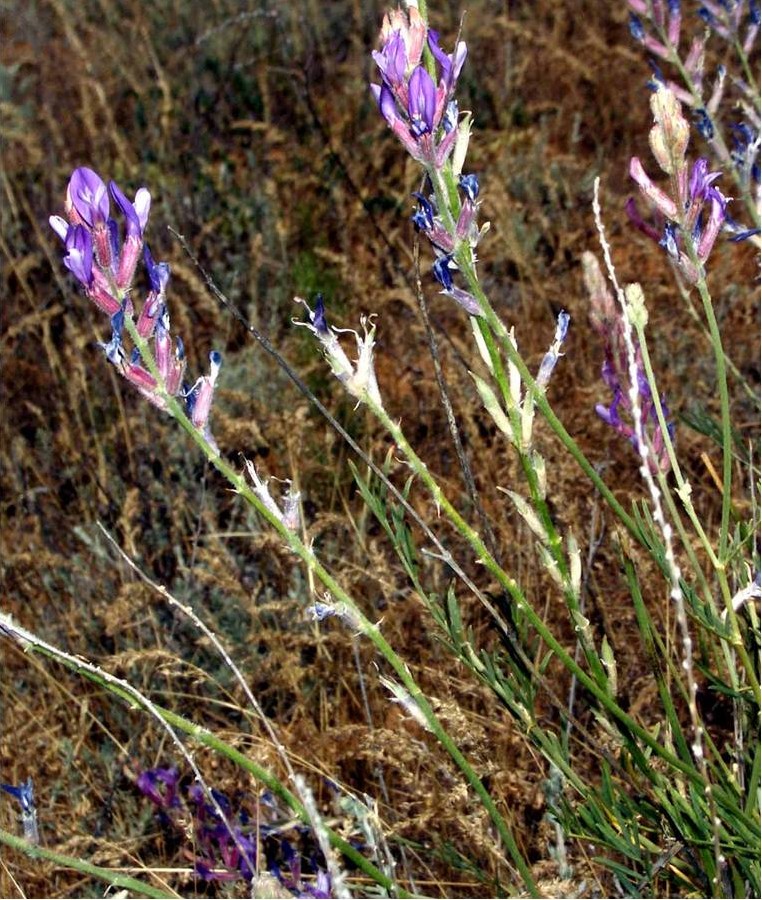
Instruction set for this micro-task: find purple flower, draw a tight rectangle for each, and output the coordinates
[1,778,35,815]
[1,777,39,844]
[629,12,646,41]
[375,83,397,128]
[537,310,570,389]
[693,107,714,139]
[659,221,680,259]
[427,29,467,90]
[411,192,435,231]
[443,99,459,133]
[432,253,454,290]
[312,293,329,334]
[67,167,110,228]
[459,174,480,203]
[688,158,722,202]
[372,30,408,89]
[185,351,222,454]
[110,181,151,239]
[62,224,94,286]
[99,308,127,366]
[137,767,180,809]
[144,245,170,294]
[407,66,437,137]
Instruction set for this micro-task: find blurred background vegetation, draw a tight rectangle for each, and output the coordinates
[1,0,758,895]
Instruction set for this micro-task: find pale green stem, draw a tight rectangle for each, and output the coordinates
[120,316,538,895]
[452,248,640,539]
[0,829,175,899]
[678,255,735,564]
[632,320,722,572]
[633,277,759,703]
[368,396,753,805]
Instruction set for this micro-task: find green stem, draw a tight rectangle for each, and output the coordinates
[692,273,734,563]
[454,250,640,539]
[633,317,760,701]
[120,317,538,895]
[0,828,175,899]
[369,399,724,791]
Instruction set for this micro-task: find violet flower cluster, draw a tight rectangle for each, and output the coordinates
[628,85,733,281]
[583,253,674,474]
[371,3,465,166]
[627,0,760,222]
[137,767,331,895]
[49,167,221,453]
[371,2,489,315]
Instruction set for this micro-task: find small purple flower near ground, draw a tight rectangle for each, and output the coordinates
[136,766,334,894]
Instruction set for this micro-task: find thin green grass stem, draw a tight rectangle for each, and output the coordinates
[0,829,175,899]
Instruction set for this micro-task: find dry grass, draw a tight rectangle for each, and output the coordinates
[0,0,758,896]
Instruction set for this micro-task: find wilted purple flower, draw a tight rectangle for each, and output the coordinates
[459,173,479,203]
[583,253,674,474]
[443,99,459,133]
[536,311,571,389]
[431,255,481,315]
[629,12,646,41]
[185,351,222,454]
[411,192,455,251]
[137,767,180,810]
[294,296,382,406]
[411,192,435,231]
[432,253,455,290]
[693,107,714,139]
[659,221,680,259]
[311,293,329,334]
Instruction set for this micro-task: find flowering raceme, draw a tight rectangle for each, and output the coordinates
[370,4,466,166]
[627,84,731,282]
[49,167,221,453]
[370,2,493,315]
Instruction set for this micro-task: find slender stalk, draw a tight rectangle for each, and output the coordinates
[368,397,736,796]
[120,316,538,895]
[0,829,175,899]
[692,272,734,563]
